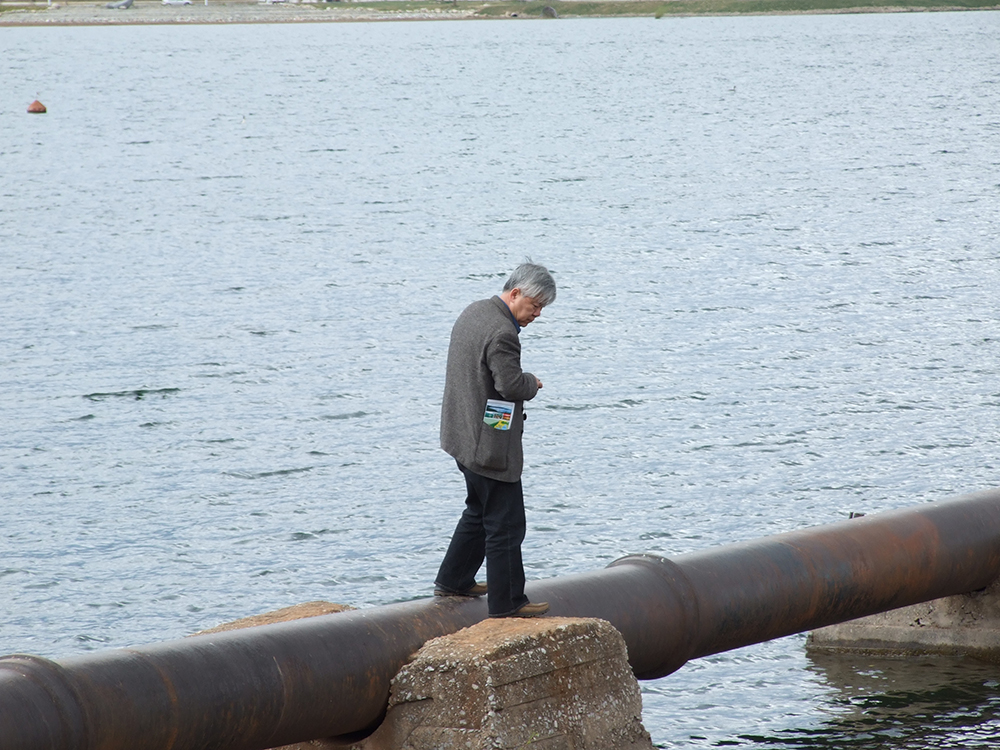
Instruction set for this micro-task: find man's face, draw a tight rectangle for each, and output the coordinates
[507,288,545,327]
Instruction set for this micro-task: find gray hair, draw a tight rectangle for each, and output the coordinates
[502,261,557,307]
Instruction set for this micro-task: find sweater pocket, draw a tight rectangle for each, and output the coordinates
[473,420,509,472]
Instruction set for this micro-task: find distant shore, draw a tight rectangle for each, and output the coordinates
[0,0,472,24]
[1,0,997,25]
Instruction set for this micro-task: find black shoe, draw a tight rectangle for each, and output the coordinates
[434,582,488,598]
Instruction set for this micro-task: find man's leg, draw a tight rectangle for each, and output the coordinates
[474,472,529,617]
[434,463,488,595]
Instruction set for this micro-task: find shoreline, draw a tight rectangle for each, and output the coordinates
[0,0,479,24]
[0,0,481,24]
[2,0,998,25]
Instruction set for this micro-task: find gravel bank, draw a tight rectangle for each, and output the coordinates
[0,0,481,25]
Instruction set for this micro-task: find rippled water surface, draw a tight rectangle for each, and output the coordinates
[3,11,1000,748]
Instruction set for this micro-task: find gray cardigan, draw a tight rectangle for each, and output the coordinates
[440,296,540,482]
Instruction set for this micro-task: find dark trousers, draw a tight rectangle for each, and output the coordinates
[435,461,528,616]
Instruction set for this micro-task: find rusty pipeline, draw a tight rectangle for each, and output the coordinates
[3,488,1000,750]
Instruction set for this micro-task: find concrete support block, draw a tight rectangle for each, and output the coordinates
[808,577,1000,662]
[281,617,653,750]
[194,601,355,635]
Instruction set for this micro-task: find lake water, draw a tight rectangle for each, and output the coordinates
[3,10,1000,748]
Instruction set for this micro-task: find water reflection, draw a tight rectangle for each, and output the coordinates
[744,653,1000,749]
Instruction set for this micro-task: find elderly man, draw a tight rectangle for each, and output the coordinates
[434,262,557,618]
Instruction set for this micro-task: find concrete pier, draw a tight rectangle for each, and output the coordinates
[274,616,653,750]
[808,576,1000,662]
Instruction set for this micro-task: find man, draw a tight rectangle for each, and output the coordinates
[434,262,556,618]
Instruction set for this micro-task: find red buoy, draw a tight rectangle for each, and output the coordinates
[27,100,46,114]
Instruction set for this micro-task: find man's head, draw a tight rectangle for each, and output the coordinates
[499,262,556,327]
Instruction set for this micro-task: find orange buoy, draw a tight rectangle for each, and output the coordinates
[28,100,47,114]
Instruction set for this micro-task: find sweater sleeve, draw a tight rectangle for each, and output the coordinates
[486,330,539,402]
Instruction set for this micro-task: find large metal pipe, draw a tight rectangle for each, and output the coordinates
[4,489,1000,750]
